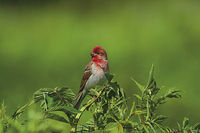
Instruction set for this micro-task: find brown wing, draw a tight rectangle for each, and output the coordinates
[78,62,93,93]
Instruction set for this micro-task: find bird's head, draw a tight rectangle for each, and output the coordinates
[90,46,107,61]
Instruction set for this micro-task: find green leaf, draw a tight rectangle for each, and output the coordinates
[118,87,126,98]
[77,124,89,132]
[146,121,156,133]
[156,96,166,104]
[0,101,6,118]
[146,98,150,121]
[109,82,120,90]
[146,64,155,90]
[12,104,28,119]
[143,124,150,133]
[165,90,182,98]
[89,89,99,96]
[131,77,145,92]
[193,122,200,130]
[127,102,135,120]
[134,94,142,100]
[12,100,34,119]
[33,87,76,105]
[0,119,3,133]
[177,122,181,131]
[85,119,95,128]
[56,87,76,102]
[105,122,123,133]
[107,89,116,99]
[42,93,48,111]
[151,87,160,96]
[133,110,146,115]
[102,103,108,114]
[153,115,168,123]
[153,122,166,133]
[183,117,189,129]
[105,72,114,83]
[49,105,80,115]
[117,123,124,133]
[46,95,54,109]
[33,88,54,103]
[45,112,69,123]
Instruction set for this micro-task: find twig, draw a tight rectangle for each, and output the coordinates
[55,91,64,103]
[70,86,107,133]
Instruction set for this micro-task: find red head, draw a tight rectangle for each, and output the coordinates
[90,46,108,61]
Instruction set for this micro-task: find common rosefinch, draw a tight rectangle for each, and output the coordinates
[73,46,109,109]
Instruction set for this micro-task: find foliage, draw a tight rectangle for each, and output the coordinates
[0,65,200,133]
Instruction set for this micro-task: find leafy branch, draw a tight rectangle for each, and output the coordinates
[0,65,199,133]
[70,86,109,133]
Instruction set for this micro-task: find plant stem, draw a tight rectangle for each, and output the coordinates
[70,87,107,133]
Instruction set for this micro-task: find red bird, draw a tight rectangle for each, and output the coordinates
[74,46,109,109]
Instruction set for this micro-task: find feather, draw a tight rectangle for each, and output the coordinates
[73,62,92,109]
[73,89,86,109]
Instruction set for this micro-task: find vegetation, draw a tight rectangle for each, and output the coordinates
[1,0,200,128]
[1,65,199,133]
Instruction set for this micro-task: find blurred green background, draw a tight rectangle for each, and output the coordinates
[0,0,200,129]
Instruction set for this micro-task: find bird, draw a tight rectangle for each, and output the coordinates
[73,46,109,110]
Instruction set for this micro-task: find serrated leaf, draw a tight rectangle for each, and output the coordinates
[107,89,116,99]
[134,94,142,100]
[146,64,155,89]
[42,93,48,111]
[133,110,146,115]
[46,95,54,109]
[118,88,125,98]
[127,102,135,120]
[153,115,167,123]
[33,88,54,103]
[165,90,181,99]
[131,77,145,92]
[102,103,108,114]
[146,98,150,121]
[146,121,156,133]
[105,72,114,83]
[45,112,69,123]
[156,96,166,104]
[56,87,76,102]
[12,104,28,119]
[151,87,160,96]
[183,117,189,128]
[33,87,76,105]
[143,124,150,133]
[153,122,166,132]
[177,122,181,130]
[86,119,95,127]
[193,122,200,130]
[49,105,80,115]
[110,82,120,90]
[77,124,89,132]
[89,89,99,96]
[105,122,123,133]
[117,123,123,133]
[12,100,34,119]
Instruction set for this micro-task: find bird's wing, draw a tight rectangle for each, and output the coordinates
[79,62,93,93]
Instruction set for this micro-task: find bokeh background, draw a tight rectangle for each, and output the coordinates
[0,0,200,129]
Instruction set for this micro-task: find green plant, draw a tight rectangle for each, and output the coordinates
[1,65,199,133]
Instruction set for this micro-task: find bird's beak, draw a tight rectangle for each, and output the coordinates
[90,52,95,57]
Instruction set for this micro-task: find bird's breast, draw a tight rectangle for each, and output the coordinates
[84,63,106,90]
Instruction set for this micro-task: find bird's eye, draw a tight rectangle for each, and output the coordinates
[96,52,100,55]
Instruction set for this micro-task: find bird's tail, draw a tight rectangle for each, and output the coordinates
[73,90,86,110]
